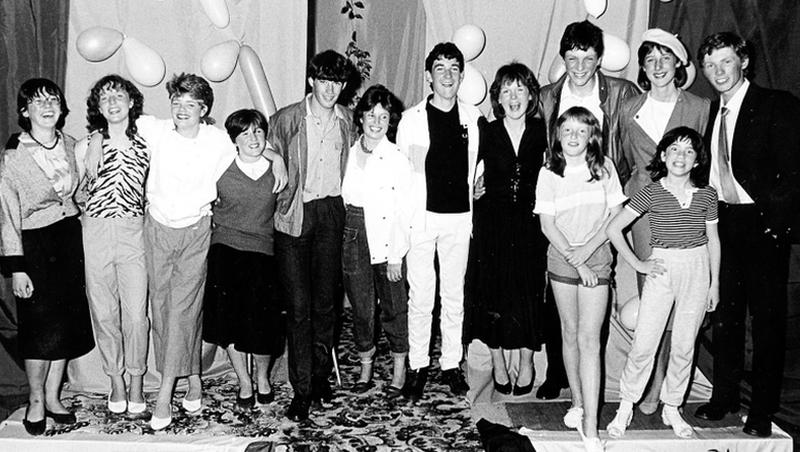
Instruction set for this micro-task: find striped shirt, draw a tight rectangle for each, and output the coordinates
[85,135,149,218]
[626,181,718,249]
[534,160,627,246]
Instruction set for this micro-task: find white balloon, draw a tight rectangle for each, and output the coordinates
[681,61,697,89]
[452,24,486,62]
[548,55,566,83]
[458,63,487,106]
[200,0,230,28]
[584,0,607,18]
[619,297,640,331]
[121,37,166,87]
[601,33,631,71]
[76,27,124,62]
[201,40,240,82]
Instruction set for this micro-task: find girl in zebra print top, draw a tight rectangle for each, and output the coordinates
[75,74,150,418]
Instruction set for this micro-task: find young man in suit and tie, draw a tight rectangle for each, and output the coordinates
[693,32,800,438]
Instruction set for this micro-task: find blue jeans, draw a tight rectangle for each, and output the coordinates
[342,205,408,355]
[275,196,344,398]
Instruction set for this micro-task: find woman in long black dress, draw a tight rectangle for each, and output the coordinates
[465,63,548,396]
[0,78,94,435]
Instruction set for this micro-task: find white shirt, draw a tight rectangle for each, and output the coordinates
[235,156,270,180]
[137,116,236,228]
[709,79,754,204]
[635,94,676,143]
[559,74,604,126]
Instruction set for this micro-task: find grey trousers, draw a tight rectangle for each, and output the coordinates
[144,214,210,376]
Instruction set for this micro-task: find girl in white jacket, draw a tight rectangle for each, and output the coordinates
[341,85,412,396]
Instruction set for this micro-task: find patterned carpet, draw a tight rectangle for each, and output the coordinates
[43,309,483,451]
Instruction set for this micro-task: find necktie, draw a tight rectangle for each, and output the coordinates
[717,107,740,204]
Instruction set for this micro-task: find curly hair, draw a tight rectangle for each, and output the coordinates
[86,74,144,140]
[353,84,404,143]
[546,106,607,181]
[645,126,709,187]
[17,78,69,132]
[489,62,540,119]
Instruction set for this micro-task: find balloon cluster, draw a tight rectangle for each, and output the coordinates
[75,0,277,117]
[76,27,166,87]
[452,24,488,106]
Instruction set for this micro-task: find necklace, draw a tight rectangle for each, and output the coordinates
[360,135,375,153]
[29,132,60,150]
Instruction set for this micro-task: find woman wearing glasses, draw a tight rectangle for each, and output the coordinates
[0,78,94,435]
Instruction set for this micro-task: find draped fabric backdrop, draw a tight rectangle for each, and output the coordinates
[64,0,307,139]
[0,0,71,413]
[315,0,647,115]
[61,0,307,393]
[650,0,800,100]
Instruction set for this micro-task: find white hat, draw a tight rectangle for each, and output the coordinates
[641,28,688,65]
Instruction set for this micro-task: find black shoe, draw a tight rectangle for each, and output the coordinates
[401,367,428,402]
[352,380,375,394]
[285,396,311,422]
[535,379,567,400]
[441,368,469,397]
[743,413,772,437]
[23,407,46,436]
[45,408,76,425]
[694,402,740,421]
[493,377,512,395]
[256,391,274,405]
[513,381,534,396]
[236,394,255,410]
[311,379,334,404]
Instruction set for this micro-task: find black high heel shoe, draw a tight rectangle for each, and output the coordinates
[23,406,46,436]
[513,381,534,396]
[492,373,512,395]
[45,408,76,424]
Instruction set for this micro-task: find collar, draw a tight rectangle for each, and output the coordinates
[562,73,600,101]
[305,94,346,121]
[719,79,750,115]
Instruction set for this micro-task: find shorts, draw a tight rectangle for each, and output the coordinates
[547,242,612,286]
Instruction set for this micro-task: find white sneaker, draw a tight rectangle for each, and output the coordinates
[662,405,694,438]
[582,436,606,452]
[564,406,584,429]
[607,407,633,438]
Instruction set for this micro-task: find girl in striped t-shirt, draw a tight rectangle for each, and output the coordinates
[534,107,626,451]
[606,126,720,439]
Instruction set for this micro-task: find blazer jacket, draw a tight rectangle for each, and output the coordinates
[619,90,710,195]
[706,82,800,239]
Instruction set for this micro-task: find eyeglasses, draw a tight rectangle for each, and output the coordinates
[28,97,61,107]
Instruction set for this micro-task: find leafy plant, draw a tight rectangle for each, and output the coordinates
[341,1,371,82]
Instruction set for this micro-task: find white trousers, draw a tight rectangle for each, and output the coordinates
[619,246,710,406]
[406,211,471,371]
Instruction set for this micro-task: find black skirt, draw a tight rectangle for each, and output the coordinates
[202,243,285,355]
[17,216,95,360]
[464,198,548,350]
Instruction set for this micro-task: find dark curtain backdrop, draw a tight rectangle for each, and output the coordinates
[651,0,800,432]
[0,0,70,412]
[650,0,800,99]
